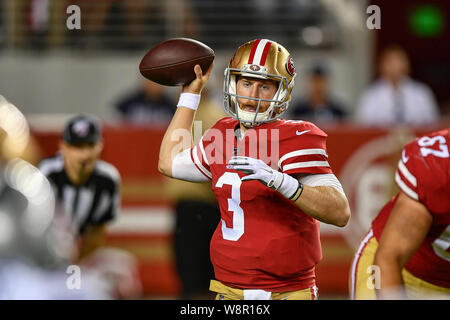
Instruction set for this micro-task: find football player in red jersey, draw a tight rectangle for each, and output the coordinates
[158,39,350,300]
[350,129,450,299]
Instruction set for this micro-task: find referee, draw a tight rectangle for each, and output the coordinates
[39,115,121,261]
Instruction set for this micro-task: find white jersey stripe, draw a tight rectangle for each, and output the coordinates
[38,155,64,176]
[62,185,75,223]
[192,145,212,179]
[96,160,121,183]
[278,149,328,168]
[91,191,111,223]
[397,160,417,187]
[252,39,270,65]
[395,172,418,200]
[74,187,95,231]
[198,137,210,166]
[283,161,330,172]
[311,285,318,300]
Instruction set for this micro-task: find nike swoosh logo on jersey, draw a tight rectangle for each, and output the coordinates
[296,130,311,136]
[402,149,410,163]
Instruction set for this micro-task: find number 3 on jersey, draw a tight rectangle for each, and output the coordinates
[216,172,244,241]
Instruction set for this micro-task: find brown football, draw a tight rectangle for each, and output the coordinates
[139,38,214,86]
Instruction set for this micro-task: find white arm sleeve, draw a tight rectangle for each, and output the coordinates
[299,173,346,195]
[171,148,210,182]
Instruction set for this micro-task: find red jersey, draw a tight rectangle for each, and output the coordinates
[190,117,333,291]
[372,128,450,288]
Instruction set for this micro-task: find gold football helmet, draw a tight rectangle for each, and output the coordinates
[223,39,297,126]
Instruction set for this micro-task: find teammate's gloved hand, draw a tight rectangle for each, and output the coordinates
[227,156,303,201]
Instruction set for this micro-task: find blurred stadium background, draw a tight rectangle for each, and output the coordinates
[1,0,449,299]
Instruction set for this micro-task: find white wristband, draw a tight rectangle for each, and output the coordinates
[177,93,201,110]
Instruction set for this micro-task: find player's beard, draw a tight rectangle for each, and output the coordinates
[238,104,277,130]
[238,104,262,129]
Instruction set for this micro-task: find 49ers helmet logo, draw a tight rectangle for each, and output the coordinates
[285,55,295,76]
[249,65,261,71]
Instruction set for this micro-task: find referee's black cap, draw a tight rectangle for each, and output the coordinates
[62,115,101,145]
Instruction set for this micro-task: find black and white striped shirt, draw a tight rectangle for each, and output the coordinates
[38,154,121,236]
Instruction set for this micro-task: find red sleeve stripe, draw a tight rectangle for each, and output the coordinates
[247,39,261,64]
[259,41,272,66]
[397,160,417,187]
[395,171,418,200]
[191,146,212,179]
[278,148,328,169]
[248,39,272,66]
[282,160,330,172]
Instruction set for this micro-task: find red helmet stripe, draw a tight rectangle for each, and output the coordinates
[247,39,261,64]
[259,41,272,66]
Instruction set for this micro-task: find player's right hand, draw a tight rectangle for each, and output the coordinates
[182,62,214,95]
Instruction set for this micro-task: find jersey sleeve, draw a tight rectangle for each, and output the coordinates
[172,148,210,182]
[395,130,449,205]
[190,117,231,181]
[278,122,332,175]
[191,134,213,180]
[395,145,421,201]
[179,118,233,181]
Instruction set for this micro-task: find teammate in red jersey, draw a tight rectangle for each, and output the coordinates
[158,39,350,300]
[350,129,450,299]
